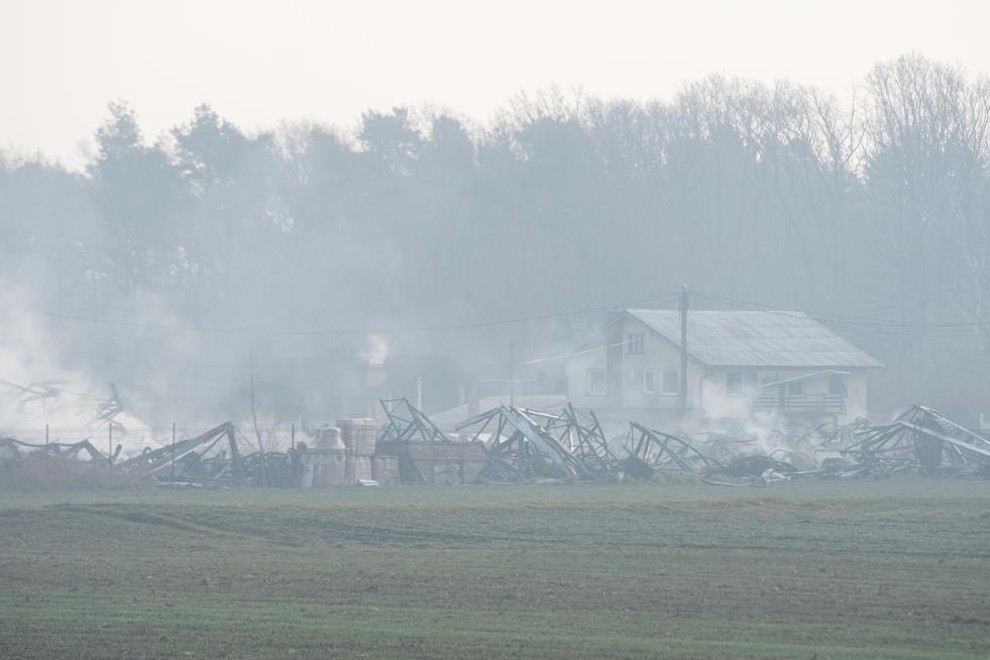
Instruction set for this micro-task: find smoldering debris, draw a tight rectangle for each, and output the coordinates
[0,436,107,464]
[116,423,244,487]
[379,399,620,484]
[377,398,486,485]
[455,403,619,483]
[0,436,138,490]
[620,405,990,485]
[701,456,800,487]
[2,400,989,490]
[621,422,720,478]
[555,404,615,478]
[836,405,990,477]
[379,397,452,444]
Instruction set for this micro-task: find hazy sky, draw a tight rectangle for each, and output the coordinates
[2,0,988,168]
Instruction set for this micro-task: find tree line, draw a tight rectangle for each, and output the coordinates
[2,54,989,423]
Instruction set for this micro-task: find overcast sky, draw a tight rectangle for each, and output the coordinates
[2,0,988,168]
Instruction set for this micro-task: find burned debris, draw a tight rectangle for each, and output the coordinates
[617,405,990,485]
[0,436,107,464]
[594,403,990,487]
[0,436,132,489]
[117,423,243,486]
[837,405,990,477]
[3,398,989,490]
[621,423,719,479]
[456,404,615,483]
[374,397,486,485]
[379,397,451,444]
[701,455,800,487]
[554,404,616,478]
[618,424,798,486]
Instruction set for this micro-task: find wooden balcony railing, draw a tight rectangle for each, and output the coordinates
[753,393,846,414]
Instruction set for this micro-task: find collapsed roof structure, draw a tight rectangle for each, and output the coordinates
[3,398,988,489]
[116,422,244,486]
[838,405,990,476]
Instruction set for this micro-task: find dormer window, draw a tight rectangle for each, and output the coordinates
[626,333,644,355]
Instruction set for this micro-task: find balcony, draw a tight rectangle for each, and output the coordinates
[753,393,846,414]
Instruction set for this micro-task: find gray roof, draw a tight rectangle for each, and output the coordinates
[627,309,882,369]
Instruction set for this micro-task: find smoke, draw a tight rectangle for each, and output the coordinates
[0,278,153,451]
[362,334,389,366]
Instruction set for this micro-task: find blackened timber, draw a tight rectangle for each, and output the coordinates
[379,398,452,444]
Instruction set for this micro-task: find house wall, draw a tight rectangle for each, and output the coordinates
[620,317,704,410]
[565,316,703,411]
[564,314,873,424]
[846,371,868,420]
[565,331,608,409]
[699,368,757,420]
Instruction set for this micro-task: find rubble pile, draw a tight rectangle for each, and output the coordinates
[0,436,139,489]
[833,405,990,478]
[3,402,988,489]
[619,405,990,485]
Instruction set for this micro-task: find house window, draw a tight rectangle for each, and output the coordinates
[786,379,804,396]
[626,333,644,355]
[659,369,679,396]
[726,370,744,396]
[643,369,656,394]
[587,368,607,396]
[828,374,846,396]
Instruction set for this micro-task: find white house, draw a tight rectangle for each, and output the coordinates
[565,309,882,426]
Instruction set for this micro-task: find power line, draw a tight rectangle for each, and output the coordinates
[25,303,619,337]
[518,339,629,366]
[3,293,682,371]
[20,292,682,338]
[57,351,233,369]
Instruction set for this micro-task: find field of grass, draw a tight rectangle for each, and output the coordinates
[1,478,989,658]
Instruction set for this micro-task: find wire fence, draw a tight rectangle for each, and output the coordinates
[0,422,305,456]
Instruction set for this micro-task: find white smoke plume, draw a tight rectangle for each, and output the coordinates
[0,279,152,452]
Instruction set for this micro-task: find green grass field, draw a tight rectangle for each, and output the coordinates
[1,478,988,658]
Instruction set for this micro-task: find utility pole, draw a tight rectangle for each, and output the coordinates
[679,285,689,415]
[509,339,515,408]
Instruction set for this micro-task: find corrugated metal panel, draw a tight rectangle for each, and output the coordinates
[627,310,883,368]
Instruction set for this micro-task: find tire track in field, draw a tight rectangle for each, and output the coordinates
[51,504,303,547]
